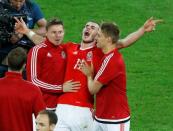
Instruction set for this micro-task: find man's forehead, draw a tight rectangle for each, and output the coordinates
[85,22,99,27]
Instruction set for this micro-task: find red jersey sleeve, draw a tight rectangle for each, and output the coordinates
[94,52,121,85]
[32,86,46,117]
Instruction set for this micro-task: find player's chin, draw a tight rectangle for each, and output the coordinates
[53,41,61,46]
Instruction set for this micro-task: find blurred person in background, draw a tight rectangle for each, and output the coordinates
[0,47,45,131]
[0,0,47,77]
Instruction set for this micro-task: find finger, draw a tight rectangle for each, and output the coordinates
[147,17,154,23]
[71,81,81,84]
[83,60,89,68]
[66,80,73,83]
[72,81,80,83]
[154,19,164,24]
[71,87,80,90]
[70,85,81,88]
[79,68,86,74]
[20,17,25,24]
[77,64,83,70]
[72,84,81,87]
[91,62,94,71]
[14,17,21,23]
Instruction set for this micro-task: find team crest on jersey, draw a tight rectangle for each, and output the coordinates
[61,51,66,59]
[47,52,52,57]
[86,51,93,61]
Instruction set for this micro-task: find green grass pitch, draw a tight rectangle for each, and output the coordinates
[36,0,173,130]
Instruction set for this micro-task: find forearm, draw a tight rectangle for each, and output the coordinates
[25,30,45,45]
[87,76,96,95]
[87,76,101,95]
[117,26,145,49]
[31,77,63,93]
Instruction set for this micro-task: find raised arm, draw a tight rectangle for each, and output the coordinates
[15,17,45,45]
[116,17,163,49]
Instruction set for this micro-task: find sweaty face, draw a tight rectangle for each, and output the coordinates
[10,0,25,10]
[46,24,64,46]
[82,22,99,43]
[36,114,52,131]
[96,29,108,49]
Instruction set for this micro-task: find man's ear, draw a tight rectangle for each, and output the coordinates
[50,124,56,131]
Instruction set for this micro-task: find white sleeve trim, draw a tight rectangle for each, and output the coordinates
[94,53,114,81]
[30,44,62,91]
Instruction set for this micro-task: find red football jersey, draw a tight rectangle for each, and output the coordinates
[0,72,45,131]
[94,48,130,123]
[58,42,103,108]
[27,39,66,109]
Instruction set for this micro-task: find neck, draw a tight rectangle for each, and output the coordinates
[102,43,116,54]
[8,65,25,73]
[80,41,95,50]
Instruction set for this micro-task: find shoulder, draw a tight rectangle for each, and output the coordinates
[65,41,78,46]
[93,47,103,54]
[105,51,124,67]
[25,1,38,8]
[21,79,38,89]
[22,80,42,94]
[33,42,47,50]
[28,43,47,56]
[62,42,79,49]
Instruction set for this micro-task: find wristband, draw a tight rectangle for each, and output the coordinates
[26,30,36,39]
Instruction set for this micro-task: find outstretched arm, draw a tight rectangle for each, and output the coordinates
[116,17,163,49]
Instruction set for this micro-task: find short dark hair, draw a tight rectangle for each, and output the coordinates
[38,110,58,125]
[8,47,27,71]
[46,18,64,31]
[100,22,120,43]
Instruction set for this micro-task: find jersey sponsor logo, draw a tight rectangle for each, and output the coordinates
[86,51,93,61]
[61,51,66,59]
[47,52,52,57]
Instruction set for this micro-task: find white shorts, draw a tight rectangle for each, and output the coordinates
[54,104,94,131]
[93,119,130,131]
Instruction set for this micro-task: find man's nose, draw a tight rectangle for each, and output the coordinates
[86,26,91,30]
[16,4,22,9]
[56,33,61,37]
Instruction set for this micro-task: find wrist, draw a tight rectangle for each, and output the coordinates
[88,75,93,80]
[26,30,36,39]
[139,26,145,34]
